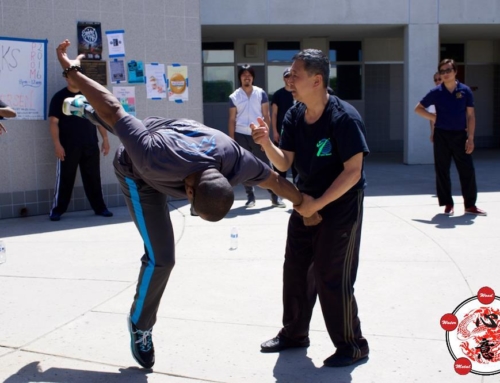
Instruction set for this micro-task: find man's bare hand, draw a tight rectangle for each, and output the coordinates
[54,143,65,161]
[101,140,110,156]
[303,212,322,226]
[250,117,272,148]
[465,139,474,154]
[294,193,323,226]
[0,122,6,135]
[294,193,319,218]
[56,39,85,70]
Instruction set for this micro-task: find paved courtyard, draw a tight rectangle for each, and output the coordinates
[0,150,499,382]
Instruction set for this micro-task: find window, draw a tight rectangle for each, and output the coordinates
[267,42,300,97]
[329,41,362,62]
[440,44,465,63]
[267,41,301,63]
[329,42,363,100]
[202,42,235,102]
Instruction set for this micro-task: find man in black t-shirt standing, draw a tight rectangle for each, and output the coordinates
[48,76,112,221]
[253,49,370,368]
[271,67,296,182]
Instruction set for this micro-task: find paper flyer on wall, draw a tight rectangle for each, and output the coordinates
[112,86,136,116]
[106,30,125,57]
[109,59,126,83]
[145,63,167,99]
[167,64,188,102]
[127,60,144,83]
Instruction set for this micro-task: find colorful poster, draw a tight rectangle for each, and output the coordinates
[145,63,167,99]
[167,64,188,103]
[106,30,125,58]
[127,60,144,84]
[113,86,136,117]
[109,59,126,83]
[77,21,103,60]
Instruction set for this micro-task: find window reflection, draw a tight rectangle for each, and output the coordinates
[203,66,234,102]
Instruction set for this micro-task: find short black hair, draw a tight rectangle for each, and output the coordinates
[293,49,330,88]
[238,64,255,86]
[193,170,234,222]
[438,58,457,72]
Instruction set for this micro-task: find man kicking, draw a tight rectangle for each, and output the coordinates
[55,39,320,369]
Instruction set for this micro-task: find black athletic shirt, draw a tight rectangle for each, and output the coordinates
[114,115,271,198]
[49,88,98,148]
[271,87,294,135]
[280,95,369,200]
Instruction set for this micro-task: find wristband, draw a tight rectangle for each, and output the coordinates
[62,65,83,78]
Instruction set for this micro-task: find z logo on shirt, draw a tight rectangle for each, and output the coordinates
[316,138,332,157]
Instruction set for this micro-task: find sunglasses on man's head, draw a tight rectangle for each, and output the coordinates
[439,68,453,75]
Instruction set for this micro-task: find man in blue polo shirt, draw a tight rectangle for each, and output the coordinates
[415,59,486,216]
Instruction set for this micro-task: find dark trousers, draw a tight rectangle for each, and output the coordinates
[235,132,277,198]
[279,190,368,358]
[51,145,107,215]
[115,161,175,330]
[433,129,477,208]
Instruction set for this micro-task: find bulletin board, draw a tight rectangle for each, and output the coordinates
[0,37,48,120]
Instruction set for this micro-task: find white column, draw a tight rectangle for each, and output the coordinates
[404,23,439,164]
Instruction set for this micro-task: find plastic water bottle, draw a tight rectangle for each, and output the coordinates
[0,240,6,264]
[230,227,238,250]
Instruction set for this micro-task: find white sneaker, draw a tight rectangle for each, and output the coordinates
[62,95,88,117]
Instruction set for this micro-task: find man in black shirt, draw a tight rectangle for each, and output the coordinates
[48,77,113,221]
[271,67,296,182]
[55,39,321,370]
[252,49,370,368]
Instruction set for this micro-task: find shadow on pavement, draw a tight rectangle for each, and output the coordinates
[4,362,150,383]
[272,348,364,383]
[225,205,292,220]
[412,213,477,229]
[0,208,134,239]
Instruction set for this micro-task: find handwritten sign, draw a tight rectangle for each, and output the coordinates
[0,37,47,120]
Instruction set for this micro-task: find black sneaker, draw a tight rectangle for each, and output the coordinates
[245,194,256,208]
[260,335,310,353]
[49,213,61,221]
[128,317,155,369]
[323,351,369,367]
[96,209,113,217]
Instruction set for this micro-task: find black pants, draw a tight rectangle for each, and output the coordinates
[279,190,368,358]
[235,132,277,198]
[433,129,477,208]
[51,144,107,215]
[114,149,174,330]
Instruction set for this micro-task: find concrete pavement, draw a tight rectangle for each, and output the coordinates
[0,150,499,383]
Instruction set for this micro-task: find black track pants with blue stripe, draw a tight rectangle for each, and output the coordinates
[115,161,175,331]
